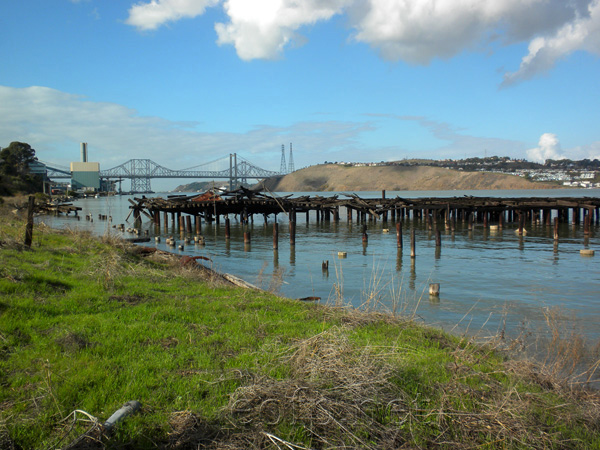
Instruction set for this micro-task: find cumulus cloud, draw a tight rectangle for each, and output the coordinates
[349,0,597,68]
[126,0,219,31]
[124,0,599,84]
[215,0,349,60]
[526,133,566,163]
[502,0,600,86]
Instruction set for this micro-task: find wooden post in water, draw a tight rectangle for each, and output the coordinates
[347,207,352,222]
[179,216,185,234]
[164,212,169,232]
[410,229,416,258]
[396,222,403,249]
[584,209,591,235]
[468,212,474,231]
[24,196,35,248]
[362,224,368,244]
[499,210,504,228]
[273,223,278,250]
[186,215,192,233]
[225,217,230,239]
[289,220,296,246]
[554,217,559,241]
[518,211,524,236]
[541,209,547,226]
[244,230,251,245]
[435,230,441,247]
[445,205,450,230]
[195,216,201,234]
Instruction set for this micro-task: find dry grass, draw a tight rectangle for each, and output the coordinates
[491,305,600,390]
[158,323,600,449]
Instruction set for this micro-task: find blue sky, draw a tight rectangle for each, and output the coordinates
[1,0,599,189]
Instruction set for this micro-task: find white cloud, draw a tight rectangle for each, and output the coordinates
[124,0,599,84]
[502,0,600,86]
[215,0,348,60]
[348,0,598,66]
[126,0,219,31]
[526,133,565,163]
[0,86,373,172]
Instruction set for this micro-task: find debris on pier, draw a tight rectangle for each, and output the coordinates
[35,201,82,216]
[131,187,600,229]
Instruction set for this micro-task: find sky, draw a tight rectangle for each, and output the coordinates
[1,0,599,190]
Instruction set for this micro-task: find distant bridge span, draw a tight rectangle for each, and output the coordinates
[45,153,282,193]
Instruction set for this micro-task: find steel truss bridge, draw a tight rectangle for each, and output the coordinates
[42,153,281,193]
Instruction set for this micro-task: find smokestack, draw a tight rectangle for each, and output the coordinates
[80,142,88,162]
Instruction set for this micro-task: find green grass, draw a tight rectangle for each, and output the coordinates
[1,204,599,449]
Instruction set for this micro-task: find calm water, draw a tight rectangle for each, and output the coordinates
[40,189,600,349]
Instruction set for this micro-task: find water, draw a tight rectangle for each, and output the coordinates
[40,189,600,349]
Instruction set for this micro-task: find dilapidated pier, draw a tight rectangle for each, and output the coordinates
[131,188,600,235]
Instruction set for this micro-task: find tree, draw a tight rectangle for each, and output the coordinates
[0,142,37,176]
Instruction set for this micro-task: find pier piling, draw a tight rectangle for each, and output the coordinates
[396,222,403,249]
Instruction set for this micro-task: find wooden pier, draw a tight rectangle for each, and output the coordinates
[37,201,82,216]
[132,188,600,231]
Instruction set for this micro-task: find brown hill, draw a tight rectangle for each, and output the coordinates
[258,164,560,192]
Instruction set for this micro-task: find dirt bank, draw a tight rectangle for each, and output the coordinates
[259,165,560,192]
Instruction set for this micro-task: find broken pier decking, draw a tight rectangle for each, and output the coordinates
[133,189,600,229]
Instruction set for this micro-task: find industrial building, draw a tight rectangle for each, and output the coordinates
[70,143,101,192]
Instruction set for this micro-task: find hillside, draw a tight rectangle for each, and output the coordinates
[258,164,560,192]
[172,180,228,192]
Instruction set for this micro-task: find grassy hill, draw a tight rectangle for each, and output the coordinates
[258,164,560,192]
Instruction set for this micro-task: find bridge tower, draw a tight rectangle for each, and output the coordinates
[130,159,152,193]
[229,153,238,190]
[288,142,294,173]
[280,145,287,174]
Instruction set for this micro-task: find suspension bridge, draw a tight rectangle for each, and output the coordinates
[41,151,293,193]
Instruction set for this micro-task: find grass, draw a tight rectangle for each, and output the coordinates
[1,198,600,449]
